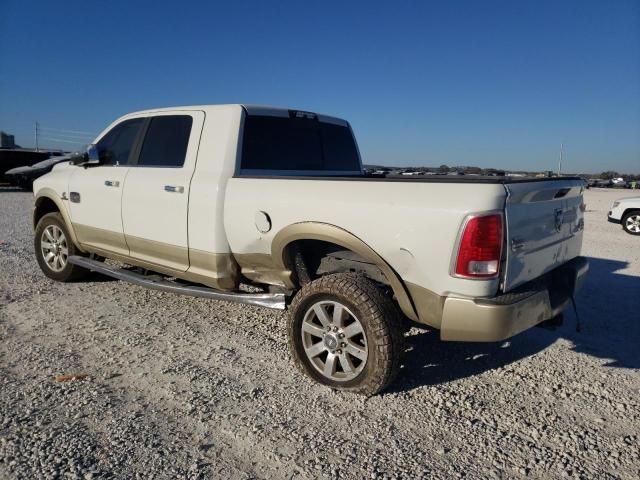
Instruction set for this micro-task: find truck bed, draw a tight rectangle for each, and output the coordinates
[235,174,584,184]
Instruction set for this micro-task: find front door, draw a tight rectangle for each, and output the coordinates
[68,118,145,256]
[121,111,204,272]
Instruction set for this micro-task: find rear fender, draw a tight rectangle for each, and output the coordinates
[271,222,419,322]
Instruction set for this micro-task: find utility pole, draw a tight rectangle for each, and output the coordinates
[34,121,39,152]
[557,143,563,176]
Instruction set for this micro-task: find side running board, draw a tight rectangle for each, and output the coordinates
[67,256,286,310]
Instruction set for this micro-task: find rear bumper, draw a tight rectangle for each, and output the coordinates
[440,256,589,342]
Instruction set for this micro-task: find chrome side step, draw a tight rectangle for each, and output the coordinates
[68,256,286,310]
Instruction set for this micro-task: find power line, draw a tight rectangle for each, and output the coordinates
[38,126,98,136]
[37,131,94,140]
[38,136,87,145]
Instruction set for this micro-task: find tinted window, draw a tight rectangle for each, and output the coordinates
[138,116,193,167]
[97,118,144,165]
[241,115,360,172]
[320,122,360,171]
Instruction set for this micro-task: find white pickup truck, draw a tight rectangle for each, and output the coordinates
[32,105,588,395]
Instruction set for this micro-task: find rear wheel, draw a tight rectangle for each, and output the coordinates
[622,211,640,235]
[288,273,403,395]
[34,212,90,282]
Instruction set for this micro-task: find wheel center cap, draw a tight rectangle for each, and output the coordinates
[324,333,338,350]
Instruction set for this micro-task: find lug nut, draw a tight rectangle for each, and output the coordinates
[341,342,346,348]
[337,349,342,354]
[338,333,345,338]
[333,326,338,332]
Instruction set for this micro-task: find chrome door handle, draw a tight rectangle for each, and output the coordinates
[164,185,184,193]
[104,180,120,187]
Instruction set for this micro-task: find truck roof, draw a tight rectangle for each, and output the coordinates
[121,104,349,126]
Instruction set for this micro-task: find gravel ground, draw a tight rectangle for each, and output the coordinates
[1,187,639,479]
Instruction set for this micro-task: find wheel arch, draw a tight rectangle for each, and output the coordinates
[271,222,419,322]
[33,189,83,251]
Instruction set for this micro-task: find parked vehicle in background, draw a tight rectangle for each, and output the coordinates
[608,196,640,235]
[587,178,636,190]
[5,155,72,190]
[611,178,628,189]
[31,104,588,395]
[0,149,65,184]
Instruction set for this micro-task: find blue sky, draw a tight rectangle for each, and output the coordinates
[1,0,639,173]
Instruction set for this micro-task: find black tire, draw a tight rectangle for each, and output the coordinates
[34,212,90,282]
[288,273,404,396]
[622,210,640,236]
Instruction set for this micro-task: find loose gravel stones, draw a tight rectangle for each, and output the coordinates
[1,187,639,478]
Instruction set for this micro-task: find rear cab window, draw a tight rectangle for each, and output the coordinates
[239,110,362,176]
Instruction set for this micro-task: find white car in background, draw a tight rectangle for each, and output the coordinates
[608,197,640,235]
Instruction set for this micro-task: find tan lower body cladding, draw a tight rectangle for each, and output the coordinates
[405,282,446,328]
[232,253,294,289]
[73,223,239,290]
[71,222,443,326]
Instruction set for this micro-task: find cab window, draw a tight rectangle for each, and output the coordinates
[137,116,193,167]
[240,113,361,173]
[96,118,144,166]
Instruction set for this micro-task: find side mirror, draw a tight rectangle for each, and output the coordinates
[70,152,88,165]
[70,144,100,166]
[86,144,100,164]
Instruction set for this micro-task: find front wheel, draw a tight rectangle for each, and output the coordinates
[622,211,640,235]
[34,212,90,282]
[288,273,404,396]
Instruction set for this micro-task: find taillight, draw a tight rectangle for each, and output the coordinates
[454,213,503,278]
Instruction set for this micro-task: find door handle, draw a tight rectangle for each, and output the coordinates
[104,180,120,187]
[164,185,184,193]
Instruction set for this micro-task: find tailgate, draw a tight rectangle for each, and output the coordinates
[503,179,585,292]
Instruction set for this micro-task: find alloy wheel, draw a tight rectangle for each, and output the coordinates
[40,225,68,272]
[301,300,368,382]
[625,214,640,233]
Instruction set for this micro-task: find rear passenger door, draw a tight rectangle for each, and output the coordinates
[121,111,204,271]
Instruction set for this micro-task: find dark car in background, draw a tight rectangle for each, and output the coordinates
[4,155,71,190]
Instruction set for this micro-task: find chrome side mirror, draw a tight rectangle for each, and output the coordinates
[86,144,100,164]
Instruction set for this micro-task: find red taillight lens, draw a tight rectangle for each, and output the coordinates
[455,213,503,278]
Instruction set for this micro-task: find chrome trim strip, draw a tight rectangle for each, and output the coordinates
[68,256,286,310]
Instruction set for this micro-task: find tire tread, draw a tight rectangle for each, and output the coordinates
[288,273,404,396]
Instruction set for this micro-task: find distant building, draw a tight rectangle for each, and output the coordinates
[1,131,16,148]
